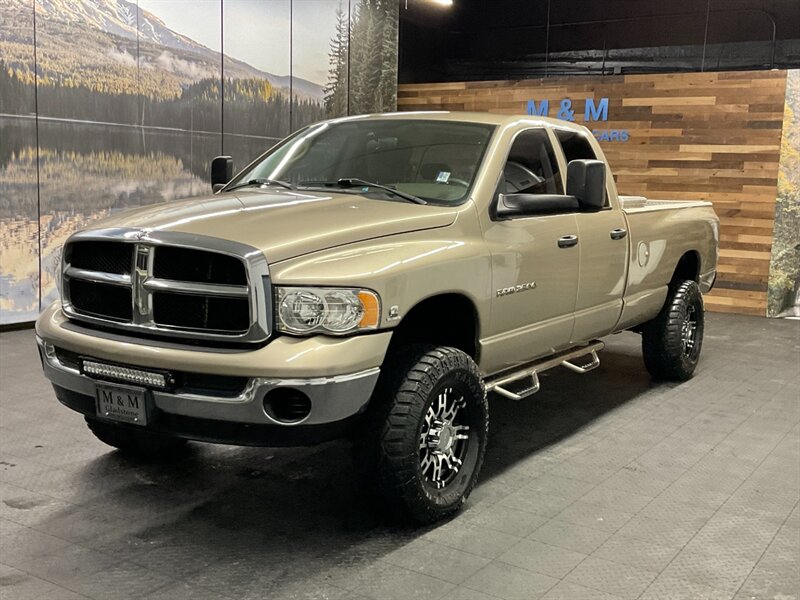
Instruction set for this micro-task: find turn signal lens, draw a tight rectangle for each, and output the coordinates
[358,291,380,328]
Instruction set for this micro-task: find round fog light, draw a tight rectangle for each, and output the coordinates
[263,388,312,423]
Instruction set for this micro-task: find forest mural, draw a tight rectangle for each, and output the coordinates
[0,0,399,324]
[768,69,800,318]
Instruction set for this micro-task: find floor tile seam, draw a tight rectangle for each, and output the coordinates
[457,574,528,600]
[535,411,689,488]
[0,559,99,600]
[279,580,358,600]
[12,522,183,581]
[407,533,514,563]
[595,391,796,596]
[635,430,719,475]
[497,527,667,595]
[22,497,200,543]
[653,392,794,503]
[1,513,101,555]
[632,423,799,598]
[726,496,800,599]
[532,418,629,467]
[12,502,220,583]
[532,407,669,473]
[520,409,703,561]
[0,478,84,510]
[585,533,683,571]
[564,413,692,515]
[516,492,660,593]
[350,556,461,598]
[133,575,239,600]
[706,400,800,473]
[496,535,592,568]
[557,550,647,600]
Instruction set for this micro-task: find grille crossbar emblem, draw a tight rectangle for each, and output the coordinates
[132,244,154,324]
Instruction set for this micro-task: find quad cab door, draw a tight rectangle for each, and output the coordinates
[480,127,580,375]
[553,128,629,343]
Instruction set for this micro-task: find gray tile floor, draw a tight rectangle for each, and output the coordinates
[0,313,798,600]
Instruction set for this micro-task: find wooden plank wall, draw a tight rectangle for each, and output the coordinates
[398,71,788,316]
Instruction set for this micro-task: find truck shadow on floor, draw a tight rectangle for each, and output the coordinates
[32,337,658,597]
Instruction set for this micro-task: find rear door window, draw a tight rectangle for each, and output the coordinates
[554,129,609,208]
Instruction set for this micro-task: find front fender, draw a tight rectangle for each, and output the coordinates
[269,225,491,332]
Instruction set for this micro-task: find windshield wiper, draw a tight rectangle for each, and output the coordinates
[225,178,294,192]
[299,178,427,205]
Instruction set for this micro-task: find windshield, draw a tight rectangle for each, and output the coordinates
[227,119,496,204]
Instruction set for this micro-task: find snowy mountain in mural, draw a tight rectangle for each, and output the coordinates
[2,0,323,101]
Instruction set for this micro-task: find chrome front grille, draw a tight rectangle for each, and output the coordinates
[62,229,270,343]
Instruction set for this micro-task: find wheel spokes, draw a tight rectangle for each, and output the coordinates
[681,310,698,356]
[436,391,447,418]
[454,424,470,440]
[419,386,470,489]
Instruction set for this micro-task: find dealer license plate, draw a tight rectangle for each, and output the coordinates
[95,383,148,426]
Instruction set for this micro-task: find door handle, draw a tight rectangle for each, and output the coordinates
[610,228,628,240]
[558,235,579,248]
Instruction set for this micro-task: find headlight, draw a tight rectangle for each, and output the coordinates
[276,287,380,335]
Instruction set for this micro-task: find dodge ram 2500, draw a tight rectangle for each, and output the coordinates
[36,112,719,522]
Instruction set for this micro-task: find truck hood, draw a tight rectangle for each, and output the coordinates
[90,189,458,263]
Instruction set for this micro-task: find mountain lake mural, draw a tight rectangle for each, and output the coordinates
[0,0,399,324]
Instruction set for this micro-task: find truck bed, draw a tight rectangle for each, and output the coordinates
[620,195,712,213]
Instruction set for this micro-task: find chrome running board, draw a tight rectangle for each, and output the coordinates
[484,341,604,401]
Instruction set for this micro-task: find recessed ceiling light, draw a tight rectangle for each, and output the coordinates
[431,0,454,6]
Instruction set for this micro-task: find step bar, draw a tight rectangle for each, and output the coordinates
[484,341,604,401]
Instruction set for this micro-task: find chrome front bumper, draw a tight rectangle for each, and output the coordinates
[37,335,380,429]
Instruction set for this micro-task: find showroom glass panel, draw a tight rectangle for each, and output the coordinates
[34,0,141,308]
[222,0,291,168]
[0,1,39,324]
[137,0,222,201]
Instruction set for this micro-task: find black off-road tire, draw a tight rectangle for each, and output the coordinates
[642,280,705,381]
[85,417,188,460]
[354,345,488,524]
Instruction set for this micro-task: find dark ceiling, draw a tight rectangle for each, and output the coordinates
[399,0,800,82]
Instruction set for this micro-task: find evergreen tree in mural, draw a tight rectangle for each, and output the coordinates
[325,0,399,118]
[767,70,800,317]
[0,60,34,115]
[325,3,350,117]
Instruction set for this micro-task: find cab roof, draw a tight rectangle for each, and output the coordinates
[327,110,589,132]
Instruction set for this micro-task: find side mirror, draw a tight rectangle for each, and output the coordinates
[497,193,580,218]
[211,156,233,192]
[566,159,606,210]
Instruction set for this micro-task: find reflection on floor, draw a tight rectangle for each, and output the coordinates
[1,313,798,600]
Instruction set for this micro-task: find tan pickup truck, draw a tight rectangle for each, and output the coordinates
[36,112,719,522]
